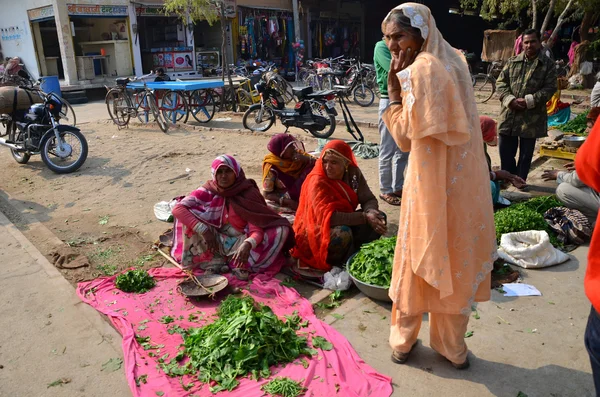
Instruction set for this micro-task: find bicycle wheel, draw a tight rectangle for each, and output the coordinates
[58,97,77,126]
[237,89,253,112]
[189,89,216,123]
[136,91,155,123]
[161,90,188,124]
[148,93,168,132]
[353,85,375,107]
[105,88,130,126]
[472,74,495,103]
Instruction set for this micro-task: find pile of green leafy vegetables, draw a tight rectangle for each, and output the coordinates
[556,110,590,135]
[262,377,305,397]
[160,295,321,393]
[348,236,396,288]
[115,269,156,293]
[494,196,563,247]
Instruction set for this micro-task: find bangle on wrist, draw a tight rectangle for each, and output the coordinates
[389,100,402,107]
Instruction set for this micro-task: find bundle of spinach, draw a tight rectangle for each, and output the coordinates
[161,295,313,392]
[494,196,564,247]
[348,237,396,287]
[115,269,156,293]
[262,377,305,397]
[556,110,590,135]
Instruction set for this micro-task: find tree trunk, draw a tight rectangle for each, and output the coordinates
[219,2,236,112]
[531,0,538,30]
[547,0,575,48]
[579,10,600,42]
[540,0,558,35]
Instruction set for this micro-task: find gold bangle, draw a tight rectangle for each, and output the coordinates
[389,100,402,106]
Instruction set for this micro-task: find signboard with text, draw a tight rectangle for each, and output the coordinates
[27,5,55,22]
[66,4,128,17]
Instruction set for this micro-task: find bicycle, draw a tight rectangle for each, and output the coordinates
[105,73,168,132]
[472,61,504,104]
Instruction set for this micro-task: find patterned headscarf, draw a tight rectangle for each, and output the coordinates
[211,155,241,181]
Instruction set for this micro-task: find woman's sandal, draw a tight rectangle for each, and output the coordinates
[390,342,417,364]
[379,193,401,206]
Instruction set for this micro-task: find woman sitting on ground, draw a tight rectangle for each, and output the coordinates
[171,155,294,279]
[292,140,387,272]
[262,134,316,211]
[480,116,526,204]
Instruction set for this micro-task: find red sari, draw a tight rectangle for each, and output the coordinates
[292,140,359,271]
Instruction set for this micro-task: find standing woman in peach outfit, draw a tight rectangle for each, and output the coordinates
[382,3,497,369]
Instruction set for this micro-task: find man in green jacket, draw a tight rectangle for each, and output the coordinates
[496,29,557,184]
[374,39,409,206]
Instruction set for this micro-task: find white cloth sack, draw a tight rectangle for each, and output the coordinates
[497,230,569,269]
[153,199,178,222]
[323,266,353,291]
[580,61,593,75]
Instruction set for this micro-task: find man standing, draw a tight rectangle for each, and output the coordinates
[374,39,409,206]
[496,29,557,184]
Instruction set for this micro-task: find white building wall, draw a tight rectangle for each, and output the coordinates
[0,0,52,79]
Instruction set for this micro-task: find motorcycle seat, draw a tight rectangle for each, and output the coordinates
[307,90,335,98]
[292,86,313,99]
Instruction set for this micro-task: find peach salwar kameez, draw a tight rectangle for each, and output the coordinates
[383,4,497,365]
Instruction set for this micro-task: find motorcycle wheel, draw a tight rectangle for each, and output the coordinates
[309,115,336,139]
[40,129,88,174]
[353,85,375,107]
[242,105,275,132]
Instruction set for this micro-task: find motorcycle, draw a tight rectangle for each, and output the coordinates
[242,83,337,139]
[0,71,88,173]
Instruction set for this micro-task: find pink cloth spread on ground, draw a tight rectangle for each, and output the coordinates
[77,268,392,397]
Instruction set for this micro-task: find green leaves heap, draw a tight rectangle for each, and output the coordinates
[494,196,564,247]
[115,269,156,293]
[262,377,305,397]
[348,237,396,287]
[557,110,590,135]
[161,295,312,393]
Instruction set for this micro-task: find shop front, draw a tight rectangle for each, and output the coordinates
[27,5,63,79]
[235,5,297,77]
[67,4,134,80]
[135,5,194,75]
[309,10,362,60]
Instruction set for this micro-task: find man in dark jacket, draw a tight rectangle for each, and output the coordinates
[496,29,557,184]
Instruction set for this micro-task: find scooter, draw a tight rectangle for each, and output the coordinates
[242,83,337,139]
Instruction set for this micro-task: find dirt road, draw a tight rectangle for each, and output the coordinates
[0,115,399,284]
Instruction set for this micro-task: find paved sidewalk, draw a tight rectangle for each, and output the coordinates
[0,210,130,397]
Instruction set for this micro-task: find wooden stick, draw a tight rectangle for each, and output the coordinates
[154,246,183,270]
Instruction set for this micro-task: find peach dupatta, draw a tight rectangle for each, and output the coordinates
[383,3,497,316]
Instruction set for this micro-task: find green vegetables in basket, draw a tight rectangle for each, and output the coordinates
[115,269,156,293]
[348,237,396,288]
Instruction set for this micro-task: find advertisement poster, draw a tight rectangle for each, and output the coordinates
[164,53,174,68]
[173,52,193,70]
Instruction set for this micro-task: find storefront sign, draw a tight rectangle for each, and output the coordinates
[66,4,129,17]
[135,6,167,17]
[28,6,55,22]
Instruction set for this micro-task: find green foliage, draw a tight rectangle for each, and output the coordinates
[115,269,156,293]
[161,295,312,392]
[163,0,218,26]
[262,377,305,397]
[557,110,591,135]
[494,196,564,247]
[348,237,396,287]
[311,336,333,351]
